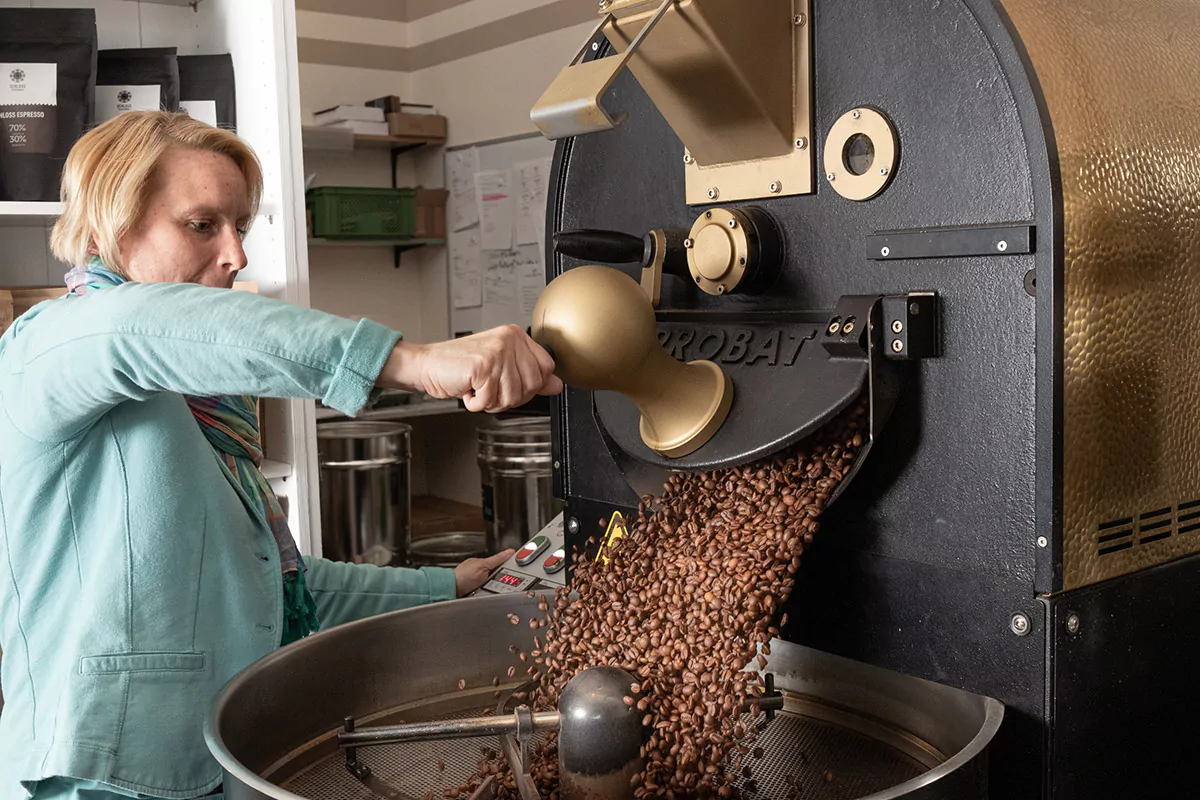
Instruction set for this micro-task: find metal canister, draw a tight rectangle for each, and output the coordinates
[317,421,412,567]
[409,531,489,568]
[477,417,561,553]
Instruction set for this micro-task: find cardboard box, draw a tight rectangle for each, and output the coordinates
[2,286,68,317]
[0,290,13,337]
[414,188,450,239]
[365,94,403,114]
[325,119,390,136]
[387,112,447,141]
[314,104,385,125]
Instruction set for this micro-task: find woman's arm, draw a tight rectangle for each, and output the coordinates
[0,282,397,442]
[304,550,511,629]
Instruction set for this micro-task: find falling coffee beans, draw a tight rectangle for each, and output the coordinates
[455,402,867,798]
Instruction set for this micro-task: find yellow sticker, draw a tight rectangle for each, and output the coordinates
[598,510,629,564]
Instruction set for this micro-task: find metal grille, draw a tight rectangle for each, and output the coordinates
[278,706,929,800]
[727,712,929,800]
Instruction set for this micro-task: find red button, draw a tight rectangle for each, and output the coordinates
[543,548,566,574]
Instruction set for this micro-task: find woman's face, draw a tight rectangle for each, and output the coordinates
[118,146,252,288]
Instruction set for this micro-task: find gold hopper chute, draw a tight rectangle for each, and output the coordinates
[532,0,814,204]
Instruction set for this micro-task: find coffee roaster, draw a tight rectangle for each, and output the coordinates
[527,0,1200,797]
[205,1,1200,798]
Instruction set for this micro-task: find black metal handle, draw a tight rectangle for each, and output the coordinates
[554,229,648,265]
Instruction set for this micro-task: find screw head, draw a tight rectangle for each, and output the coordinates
[707,187,720,200]
[1066,613,1081,635]
[793,13,806,25]
[891,320,904,334]
[768,181,782,194]
[827,321,841,335]
[684,153,693,164]
[739,257,746,266]
[694,275,702,284]
[684,238,694,249]
[591,42,600,51]
[842,320,855,335]
[599,0,610,7]
[826,172,836,182]
[909,302,921,315]
[997,240,1009,252]
[553,460,561,470]
[567,517,581,534]
[852,109,862,120]
[880,246,891,257]
[891,339,904,353]
[716,284,727,295]
[727,219,738,229]
[880,166,890,176]
[705,211,713,219]
[1010,613,1031,637]
[1037,536,1048,548]
[795,137,808,150]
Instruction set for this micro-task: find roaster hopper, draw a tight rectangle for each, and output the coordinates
[207,593,1002,800]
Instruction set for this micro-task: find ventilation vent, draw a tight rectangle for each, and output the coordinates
[1096,499,1200,557]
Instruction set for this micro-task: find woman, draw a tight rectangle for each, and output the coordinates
[0,111,562,800]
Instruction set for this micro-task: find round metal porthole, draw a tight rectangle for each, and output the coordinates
[823,107,898,201]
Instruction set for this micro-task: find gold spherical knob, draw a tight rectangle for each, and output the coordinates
[532,266,733,458]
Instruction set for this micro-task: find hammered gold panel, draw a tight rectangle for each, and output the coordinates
[1001,0,1200,590]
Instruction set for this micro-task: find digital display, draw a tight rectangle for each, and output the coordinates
[496,573,524,587]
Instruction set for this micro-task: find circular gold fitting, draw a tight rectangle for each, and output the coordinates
[823,107,899,202]
[687,207,753,296]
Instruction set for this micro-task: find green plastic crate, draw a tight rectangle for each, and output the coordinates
[307,186,416,240]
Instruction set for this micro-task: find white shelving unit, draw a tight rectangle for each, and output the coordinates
[0,0,319,555]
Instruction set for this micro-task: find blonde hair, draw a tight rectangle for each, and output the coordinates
[50,111,263,273]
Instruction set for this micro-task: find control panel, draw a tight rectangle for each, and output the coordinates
[473,513,568,596]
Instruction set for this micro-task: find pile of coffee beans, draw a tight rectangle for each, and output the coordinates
[463,402,867,799]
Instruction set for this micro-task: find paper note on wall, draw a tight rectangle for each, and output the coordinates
[476,170,515,251]
[514,159,551,246]
[482,248,522,329]
[451,226,483,309]
[517,247,546,321]
[448,148,481,232]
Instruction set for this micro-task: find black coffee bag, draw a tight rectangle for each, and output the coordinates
[0,9,97,202]
[178,54,236,131]
[96,47,179,123]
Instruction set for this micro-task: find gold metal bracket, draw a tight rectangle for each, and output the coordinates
[530,0,677,140]
[640,229,667,307]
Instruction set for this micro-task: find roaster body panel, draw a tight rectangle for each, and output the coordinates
[547,0,1200,798]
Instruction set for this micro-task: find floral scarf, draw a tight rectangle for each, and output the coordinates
[66,258,320,644]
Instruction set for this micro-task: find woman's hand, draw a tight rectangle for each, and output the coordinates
[454,550,516,597]
[381,326,564,413]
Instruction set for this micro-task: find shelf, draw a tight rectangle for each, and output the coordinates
[308,238,445,249]
[0,202,63,227]
[314,399,465,422]
[260,459,292,481]
[301,127,445,154]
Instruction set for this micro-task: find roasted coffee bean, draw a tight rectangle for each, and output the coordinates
[507,614,520,626]
[457,679,466,691]
[457,402,867,799]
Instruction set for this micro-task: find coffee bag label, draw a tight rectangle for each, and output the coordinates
[180,99,218,127]
[96,85,161,122]
[0,63,57,155]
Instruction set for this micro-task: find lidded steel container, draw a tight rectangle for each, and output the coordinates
[477,417,561,552]
[317,421,412,567]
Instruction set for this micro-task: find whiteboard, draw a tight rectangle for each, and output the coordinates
[445,133,554,337]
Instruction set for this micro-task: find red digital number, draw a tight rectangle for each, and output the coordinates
[498,573,522,586]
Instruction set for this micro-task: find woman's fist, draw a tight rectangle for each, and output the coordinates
[382,326,563,412]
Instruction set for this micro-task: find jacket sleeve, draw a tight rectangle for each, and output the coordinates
[305,557,458,629]
[0,282,401,443]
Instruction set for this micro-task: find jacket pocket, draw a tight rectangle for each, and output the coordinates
[80,651,207,674]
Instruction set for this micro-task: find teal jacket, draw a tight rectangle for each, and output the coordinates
[0,283,458,798]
